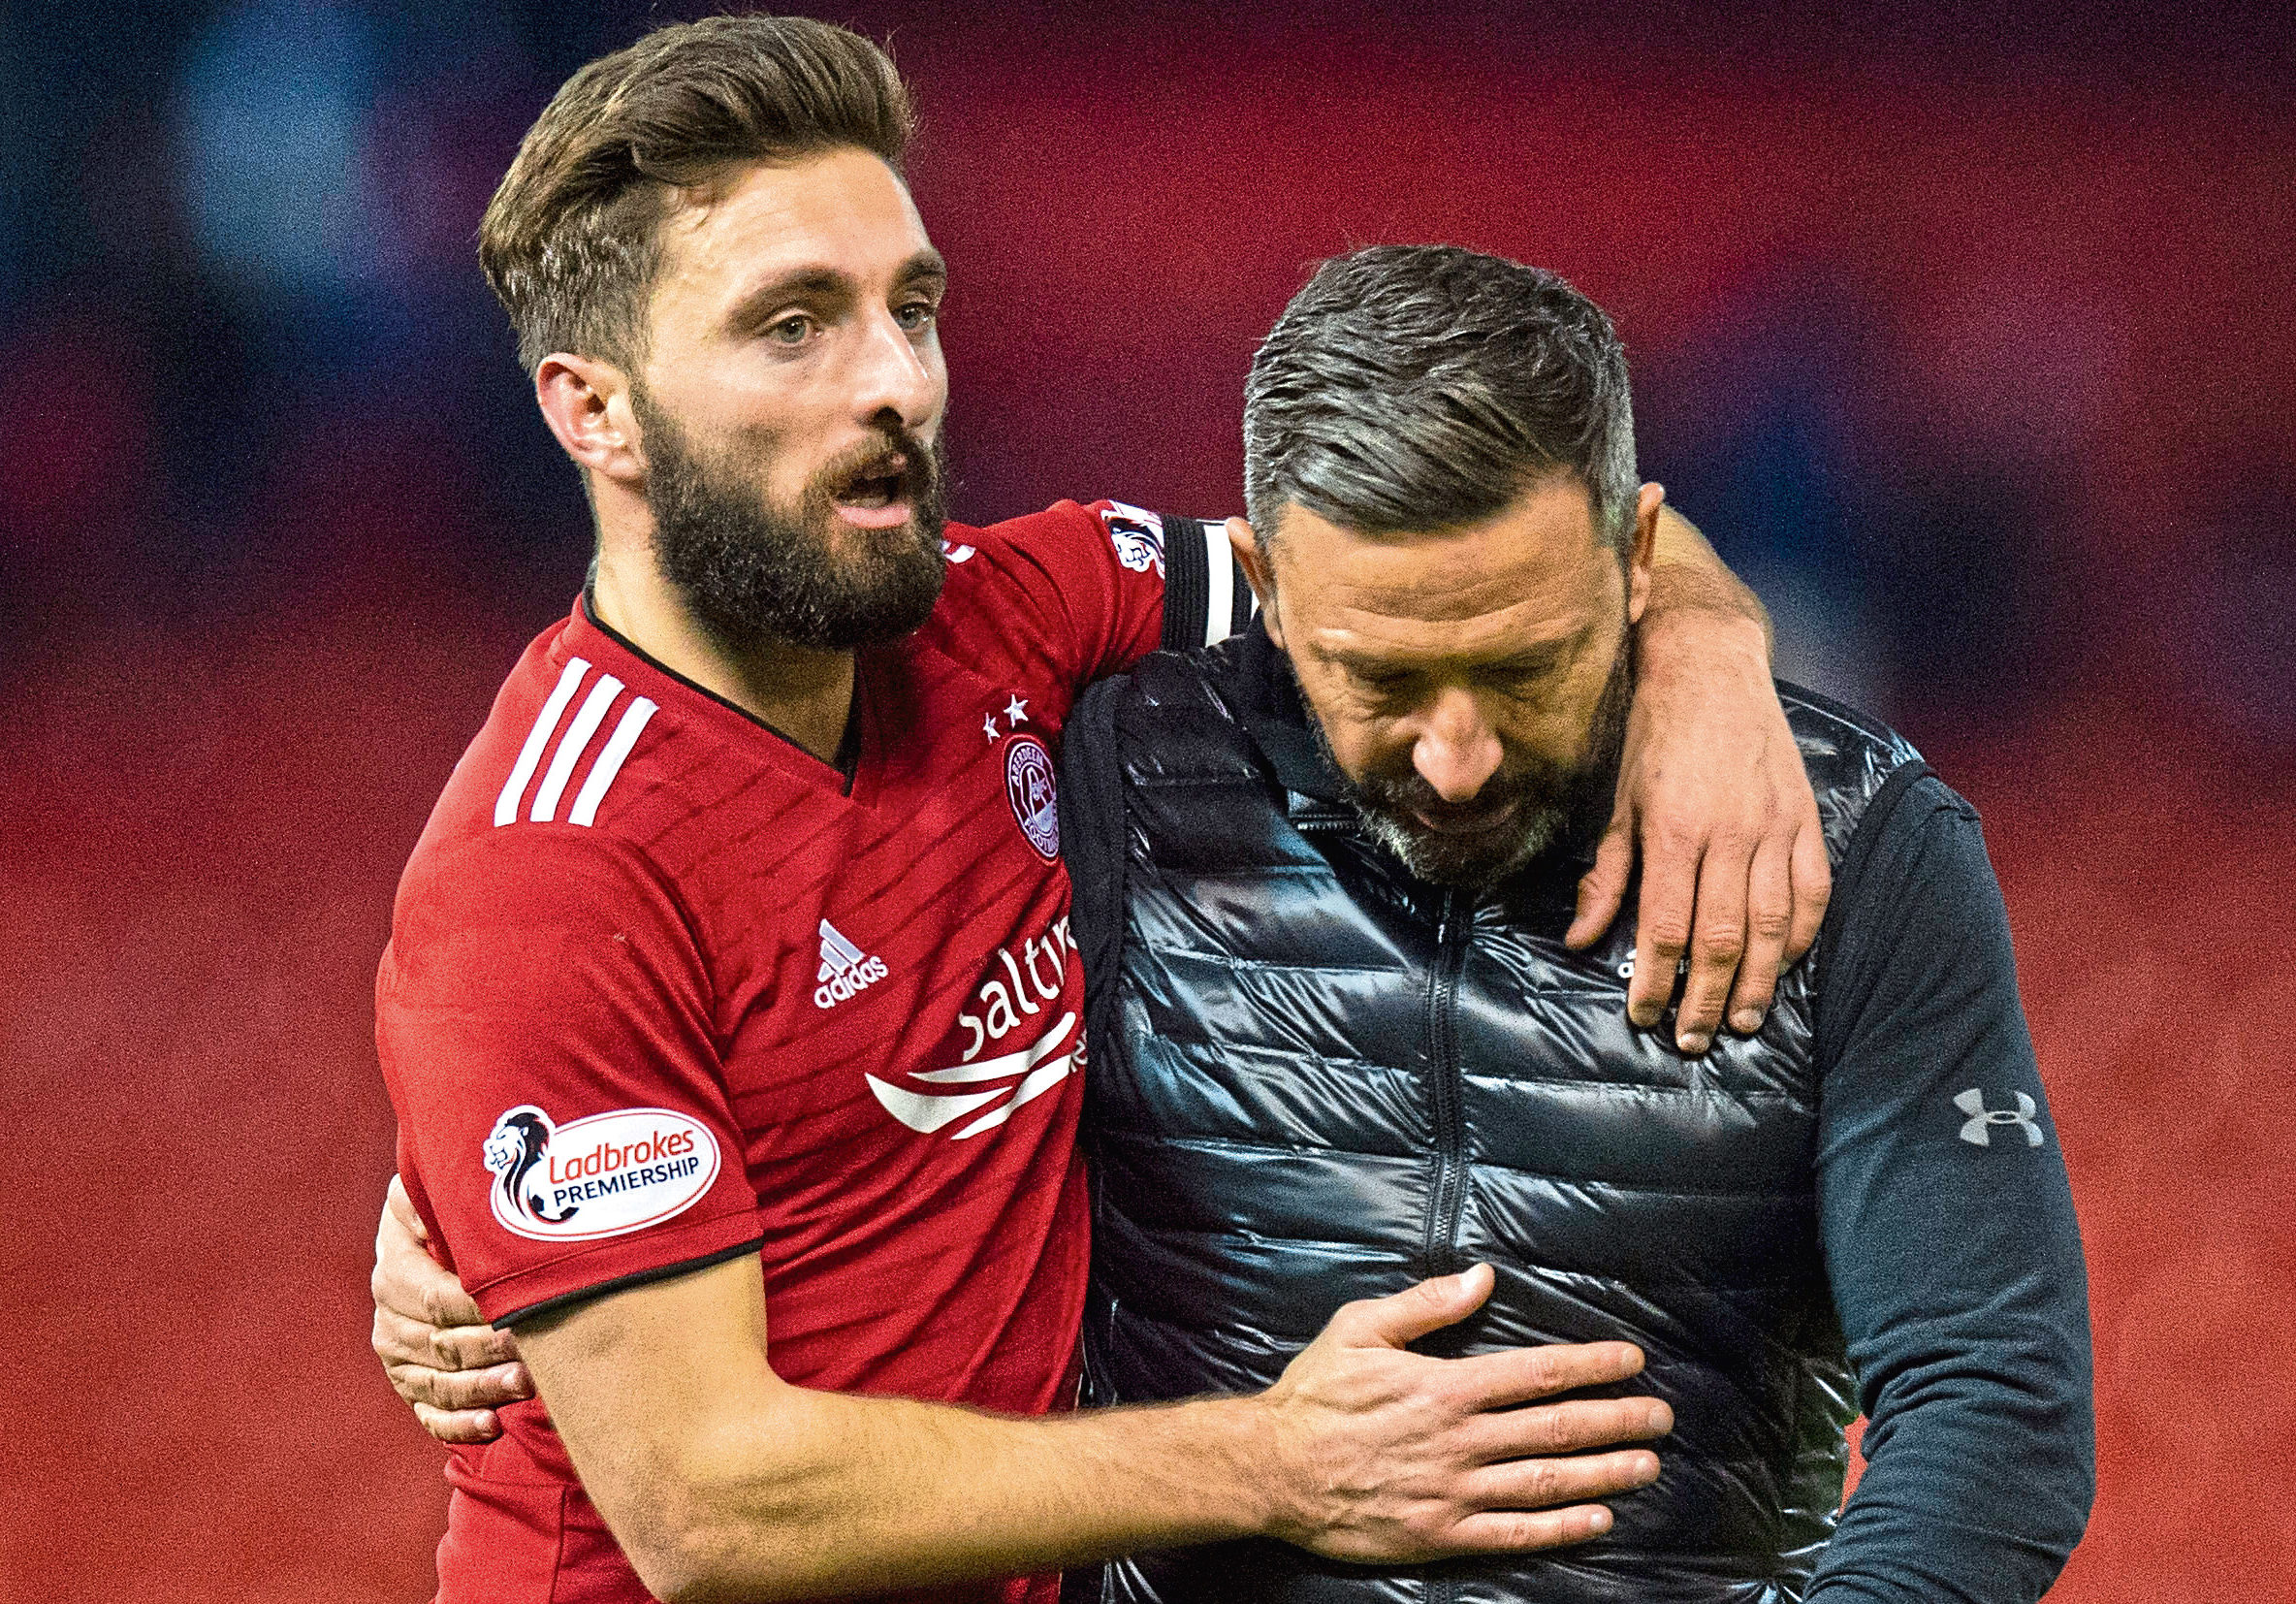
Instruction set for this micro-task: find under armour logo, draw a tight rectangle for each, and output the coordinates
[1954,1088,2044,1147]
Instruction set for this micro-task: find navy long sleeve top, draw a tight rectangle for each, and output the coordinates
[1802,769,2094,1600]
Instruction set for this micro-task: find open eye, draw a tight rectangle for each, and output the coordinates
[765,313,815,346]
[893,299,940,334]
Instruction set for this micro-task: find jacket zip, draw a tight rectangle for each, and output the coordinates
[1293,809,1469,1604]
[1422,890,1470,1280]
[1423,891,1470,1604]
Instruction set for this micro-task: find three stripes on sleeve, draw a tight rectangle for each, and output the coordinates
[494,512,1244,833]
[494,658,657,828]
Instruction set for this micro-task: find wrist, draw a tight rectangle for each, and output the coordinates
[1213,1392,1307,1545]
[1637,592,1770,679]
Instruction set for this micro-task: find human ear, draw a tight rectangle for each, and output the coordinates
[534,353,646,491]
[1228,517,1285,648]
[1625,482,1665,626]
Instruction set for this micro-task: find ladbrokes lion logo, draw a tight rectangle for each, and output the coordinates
[482,1104,720,1242]
[1099,502,1165,578]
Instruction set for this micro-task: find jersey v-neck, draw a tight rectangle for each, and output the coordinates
[578,593,868,796]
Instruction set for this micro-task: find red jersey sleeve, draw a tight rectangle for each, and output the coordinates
[941,500,1251,704]
[378,829,762,1327]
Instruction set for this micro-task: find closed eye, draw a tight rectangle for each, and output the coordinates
[1477,661,1560,693]
[1349,667,1415,697]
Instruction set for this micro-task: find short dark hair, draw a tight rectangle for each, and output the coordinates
[479,14,915,375]
[1242,245,1638,557]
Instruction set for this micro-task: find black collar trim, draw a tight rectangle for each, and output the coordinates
[579,593,861,786]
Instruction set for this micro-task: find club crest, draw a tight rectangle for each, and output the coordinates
[1004,735,1060,861]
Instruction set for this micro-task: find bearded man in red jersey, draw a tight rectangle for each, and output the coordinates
[369,16,1829,1603]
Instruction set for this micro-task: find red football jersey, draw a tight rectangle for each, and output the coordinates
[378,500,1242,1604]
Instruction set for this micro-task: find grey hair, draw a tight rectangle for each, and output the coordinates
[1242,245,1638,558]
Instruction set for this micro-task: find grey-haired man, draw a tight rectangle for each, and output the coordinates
[1057,246,2093,1604]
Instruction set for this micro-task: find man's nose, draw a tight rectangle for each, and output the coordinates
[1410,689,1504,803]
[849,310,940,433]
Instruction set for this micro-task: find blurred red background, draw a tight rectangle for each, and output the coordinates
[2,3,2289,1598]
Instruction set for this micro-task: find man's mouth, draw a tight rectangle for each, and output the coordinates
[1410,796,1518,836]
[832,456,914,529]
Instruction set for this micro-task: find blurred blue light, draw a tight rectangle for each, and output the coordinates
[175,0,384,294]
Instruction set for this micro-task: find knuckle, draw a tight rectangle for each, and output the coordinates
[419,1285,466,1331]
[1515,1517,1561,1553]
[1398,1282,1439,1310]
[1501,1406,1558,1456]
[1436,1374,1479,1419]
[1643,919,1691,952]
[1693,927,1745,962]
[1674,974,1721,1006]
[1651,819,1703,856]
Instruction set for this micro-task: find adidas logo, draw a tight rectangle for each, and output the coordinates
[813,919,889,1010]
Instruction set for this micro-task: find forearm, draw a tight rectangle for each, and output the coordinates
[1646,502,1771,657]
[523,1256,1657,1600]
[1809,1212,2093,1604]
[1805,1383,2093,1604]
[523,1252,1283,1601]
[652,1381,1271,1602]
[1629,504,1778,774]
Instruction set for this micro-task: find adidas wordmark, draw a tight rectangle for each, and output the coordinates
[814,919,889,1010]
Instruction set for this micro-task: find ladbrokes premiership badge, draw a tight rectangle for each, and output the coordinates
[1004,734,1060,862]
[482,1104,719,1241]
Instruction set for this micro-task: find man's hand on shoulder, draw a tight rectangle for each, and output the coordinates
[1567,497,1830,1054]
[370,1175,532,1444]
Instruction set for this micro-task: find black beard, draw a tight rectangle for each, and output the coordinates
[633,392,949,652]
[1313,643,1634,890]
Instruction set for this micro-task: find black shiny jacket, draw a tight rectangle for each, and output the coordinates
[1063,626,1921,1604]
